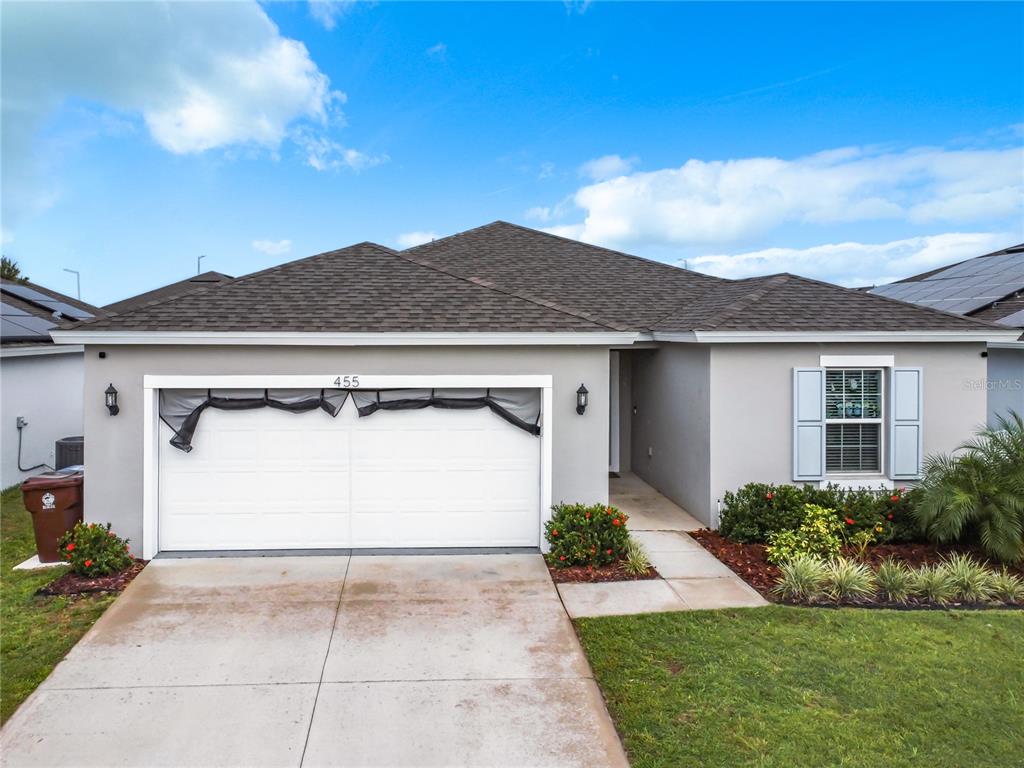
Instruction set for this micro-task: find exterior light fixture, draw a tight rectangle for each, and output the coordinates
[105,383,120,416]
[576,384,589,415]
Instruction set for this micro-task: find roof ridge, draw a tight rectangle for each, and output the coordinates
[698,275,791,331]
[406,220,725,284]
[784,272,1012,331]
[389,245,624,331]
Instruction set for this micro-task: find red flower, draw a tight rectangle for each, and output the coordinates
[559,555,566,561]
[606,549,613,555]
[65,554,71,561]
[612,518,622,527]
[552,530,558,537]
[887,514,894,521]
[66,543,75,552]
[766,492,774,500]
[585,512,591,519]
[108,531,116,537]
[607,507,614,515]
[84,559,92,567]
[890,494,900,502]
[845,518,855,526]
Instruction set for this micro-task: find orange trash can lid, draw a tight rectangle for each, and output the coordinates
[21,470,84,491]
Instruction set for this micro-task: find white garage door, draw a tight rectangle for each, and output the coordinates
[158,398,541,551]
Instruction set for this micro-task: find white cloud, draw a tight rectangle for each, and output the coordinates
[543,142,1023,249]
[295,132,388,172]
[396,231,439,248]
[251,239,292,257]
[426,42,448,61]
[308,0,352,31]
[1,1,382,235]
[578,154,637,182]
[525,206,553,223]
[689,232,1014,287]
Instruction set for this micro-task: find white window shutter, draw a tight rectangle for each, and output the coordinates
[890,367,923,479]
[793,368,825,481]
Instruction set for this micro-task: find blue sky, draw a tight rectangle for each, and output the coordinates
[2,1,1022,306]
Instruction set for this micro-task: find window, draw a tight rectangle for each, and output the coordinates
[825,369,882,473]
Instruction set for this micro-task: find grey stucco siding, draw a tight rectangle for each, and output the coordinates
[628,345,712,523]
[708,343,988,525]
[986,347,1024,426]
[82,345,610,552]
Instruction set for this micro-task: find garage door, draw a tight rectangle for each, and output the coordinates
[158,397,541,551]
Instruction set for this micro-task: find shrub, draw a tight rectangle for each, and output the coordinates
[545,503,631,568]
[57,522,133,577]
[823,558,876,602]
[989,569,1024,603]
[912,564,956,605]
[719,483,806,543]
[876,558,915,604]
[915,411,1024,563]
[765,504,843,564]
[623,538,652,576]
[720,482,920,545]
[940,554,994,604]
[773,555,828,602]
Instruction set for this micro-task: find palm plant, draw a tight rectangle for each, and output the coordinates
[915,411,1024,563]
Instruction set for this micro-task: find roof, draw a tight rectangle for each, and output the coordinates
[1,279,102,345]
[870,243,1024,327]
[57,222,1010,339]
[66,242,607,333]
[104,271,233,314]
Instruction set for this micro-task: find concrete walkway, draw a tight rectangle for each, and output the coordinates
[1,555,628,768]
[557,474,767,618]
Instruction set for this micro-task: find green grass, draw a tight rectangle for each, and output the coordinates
[576,606,1024,768]
[1,485,116,723]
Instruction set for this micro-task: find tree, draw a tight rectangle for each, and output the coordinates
[914,411,1024,563]
[1,256,28,283]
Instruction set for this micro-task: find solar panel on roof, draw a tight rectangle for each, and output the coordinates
[0,283,93,320]
[1,314,55,340]
[0,300,32,317]
[995,309,1024,328]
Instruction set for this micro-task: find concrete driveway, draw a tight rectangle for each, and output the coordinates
[0,555,627,768]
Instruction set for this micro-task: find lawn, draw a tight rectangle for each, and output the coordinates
[0,485,116,723]
[576,606,1024,768]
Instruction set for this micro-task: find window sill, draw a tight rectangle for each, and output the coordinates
[824,474,893,490]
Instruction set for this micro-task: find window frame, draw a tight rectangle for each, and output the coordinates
[824,367,885,476]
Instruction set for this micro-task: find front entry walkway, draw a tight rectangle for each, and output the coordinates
[1,555,628,768]
[557,473,767,618]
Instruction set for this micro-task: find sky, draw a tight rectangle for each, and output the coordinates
[2,1,1022,306]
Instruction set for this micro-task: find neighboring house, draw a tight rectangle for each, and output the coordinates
[51,222,1018,557]
[0,280,101,487]
[870,244,1024,425]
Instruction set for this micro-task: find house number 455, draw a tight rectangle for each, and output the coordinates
[334,376,360,388]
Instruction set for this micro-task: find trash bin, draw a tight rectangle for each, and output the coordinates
[21,470,84,563]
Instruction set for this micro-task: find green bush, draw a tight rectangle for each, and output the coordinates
[989,569,1024,603]
[915,411,1024,563]
[57,522,133,577]
[720,482,920,545]
[765,504,843,565]
[940,554,994,603]
[545,503,631,568]
[912,565,956,605]
[772,555,828,601]
[623,538,651,576]
[823,558,876,602]
[876,558,915,604]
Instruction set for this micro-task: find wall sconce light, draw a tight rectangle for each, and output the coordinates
[576,384,589,415]
[105,383,120,416]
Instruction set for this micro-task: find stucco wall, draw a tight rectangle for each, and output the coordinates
[629,345,712,523]
[708,343,988,526]
[1,352,84,488]
[987,347,1024,426]
[617,352,632,474]
[82,345,610,550]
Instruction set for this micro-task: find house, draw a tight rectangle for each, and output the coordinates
[50,222,1019,557]
[870,243,1024,425]
[0,280,101,487]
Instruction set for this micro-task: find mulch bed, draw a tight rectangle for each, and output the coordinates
[690,529,1024,607]
[546,560,660,583]
[37,560,147,597]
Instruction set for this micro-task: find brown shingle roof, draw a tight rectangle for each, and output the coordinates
[61,222,1010,336]
[104,271,233,314]
[71,242,609,333]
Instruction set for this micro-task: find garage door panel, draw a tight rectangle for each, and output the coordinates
[159,393,540,551]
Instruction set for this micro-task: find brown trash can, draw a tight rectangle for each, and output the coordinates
[21,470,84,563]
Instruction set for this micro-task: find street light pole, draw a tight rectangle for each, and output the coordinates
[63,268,81,299]
[197,254,206,275]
